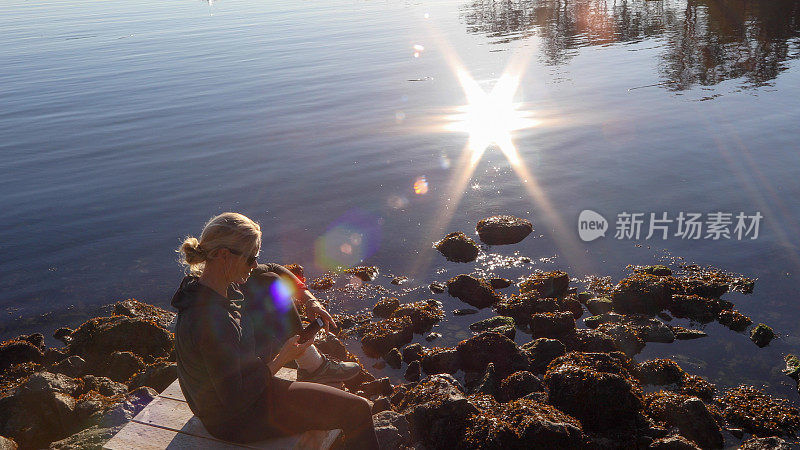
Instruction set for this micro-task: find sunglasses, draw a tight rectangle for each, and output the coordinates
[226,248,258,265]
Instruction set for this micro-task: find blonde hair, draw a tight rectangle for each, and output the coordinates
[178,212,262,275]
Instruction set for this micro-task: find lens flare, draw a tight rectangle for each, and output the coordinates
[413,177,429,195]
[314,209,382,271]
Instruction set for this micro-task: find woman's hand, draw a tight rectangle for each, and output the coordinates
[306,300,335,333]
[268,335,314,375]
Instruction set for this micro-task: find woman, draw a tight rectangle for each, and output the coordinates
[172,212,379,448]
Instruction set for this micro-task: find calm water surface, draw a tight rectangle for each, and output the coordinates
[2,0,800,402]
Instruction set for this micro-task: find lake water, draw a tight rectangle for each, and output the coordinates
[2,0,800,401]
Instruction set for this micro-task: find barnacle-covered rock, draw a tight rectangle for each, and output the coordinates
[475,215,533,245]
[434,232,479,262]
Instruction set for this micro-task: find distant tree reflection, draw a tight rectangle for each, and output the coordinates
[461,0,800,89]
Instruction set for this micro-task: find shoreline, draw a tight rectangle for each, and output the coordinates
[1,216,798,449]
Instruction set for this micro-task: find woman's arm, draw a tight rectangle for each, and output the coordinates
[266,335,314,376]
[264,264,335,331]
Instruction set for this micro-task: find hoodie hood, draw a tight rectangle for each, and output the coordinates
[171,275,243,312]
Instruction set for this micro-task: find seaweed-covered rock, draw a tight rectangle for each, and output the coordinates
[611,273,674,315]
[489,278,513,289]
[53,327,74,346]
[717,309,752,332]
[314,332,348,361]
[596,322,646,356]
[360,317,414,357]
[51,355,87,379]
[395,375,479,448]
[112,299,175,331]
[521,338,566,374]
[402,343,424,364]
[498,371,544,402]
[462,396,584,448]
[720,385,800,436]
[447,275,502,309]
[0,339,44,372]
[470,316,514,332]
[383,348,402,369]
[671,326,707,340]
[68,316,173,367]
[372,297,400,319]
[544,352,642,433]
[126,360,177,392]
[644,392,723,449]
[99,351,144,383]
[637,359,686,386]
[456,332,528,379]
[475,215,533,245]
[530,312,575,339]
[360,377,393,398]
[519,271,569,298]
[586,297,613,315]
[309,275,334,290]
[82,375,128,397]
[680,375,715,401]
[468,363,499,398]
[675,276,729,298]
[429,282,446,294]
[564,329,618,353]
[750,324,775,348]
[740,436,792,449]
[391,276,408,285]
[784,354,800,384]
[421,348,459,375]
[344,266,379,282]
[389,301,444,334]
[649,435,701,449]
[668,295,725,323]
[637,265,673,276]
[434,232,480,262]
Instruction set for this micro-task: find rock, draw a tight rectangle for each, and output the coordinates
[394,375,478,448]
[475,215,533,245]
[402,343,424,364]
[717,309,752,332]
[383,348,402,369]
[544,352,642,433]
[676,276,729,298]
[373,297,400,319]
[17,333,45,351]
[100,351,144,383]
[671,327,707,340]
[679,375,715,401]
[750,323,775,348]
[637,359,686,386]
[740,436,792,450]
[372,396,391,414]
[434,232,480,262]
[584,315,603,329]
[530,312,575,339]
[453,308,478,316]
[784,354,800,382]
[68,316,173,367]
[0,372,83,448]
[489,278,513,289]
[404,360,421,382]
[372,360,386,370]
[498,371,544,402]
[0,436,16,449]
[564,329,618,353]
[127,361,177,392]
[373,411,411,450]
[53,328,74,346]
[0,339,44,371]
[313,332,348,361]
[596,322,646,355]
[360,317,414,357]
[82,375,128,397]
[344,266,379,282]
[360,377,393,397]
[727,427,745,439]
[48,424,122,450]
[467,363,499,398]
[456,332,529,379]
[586,297,613,315]
[421,348,459,375]
[519,271,569,298]
[611,273,674,315]
[429,282,446,294]
[51,355,86,378]
[391,276,408,285]
[649,435,701,449]
[521,338,566,374]
[309,275,334,290]
[425,332,441,342]
[113,299,175,330]
[470,316,514,332]
[462,397,585,448]
[389,301,445,334]
[669,295,725,323]
[720,385,800,436]
[637,265,673,276]
[447,275,502,309]
[644,392,723,449]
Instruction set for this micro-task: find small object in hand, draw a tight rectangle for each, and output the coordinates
[299,318,324,343]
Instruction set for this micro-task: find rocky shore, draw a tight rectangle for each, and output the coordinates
[1,215,798,449]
